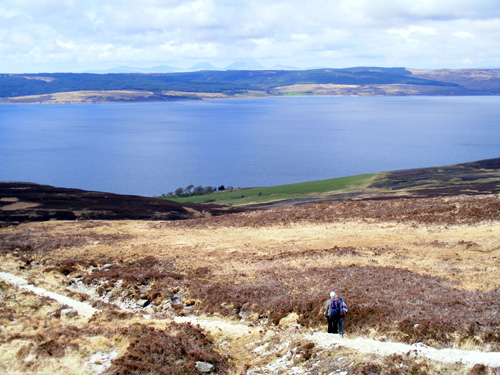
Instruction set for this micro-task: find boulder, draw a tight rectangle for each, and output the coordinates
[195,361,214,373]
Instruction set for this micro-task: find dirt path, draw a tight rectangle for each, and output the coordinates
[0,271,97,319]
[1,271,499,368]
[307,333,500,367]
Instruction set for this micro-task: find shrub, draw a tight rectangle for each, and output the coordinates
[108,322,230,375]
[0,231,132,256]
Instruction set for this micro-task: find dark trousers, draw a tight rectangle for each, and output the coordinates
[327,316,339,334]
[339,316,345,336]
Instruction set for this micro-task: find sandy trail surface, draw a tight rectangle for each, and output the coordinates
[0,271,97,319]
[1,271,499,368]
[307,333,500,367]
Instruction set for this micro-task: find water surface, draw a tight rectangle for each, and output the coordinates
[1,96,499,196]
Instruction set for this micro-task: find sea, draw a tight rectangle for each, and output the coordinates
[1,96,499,197]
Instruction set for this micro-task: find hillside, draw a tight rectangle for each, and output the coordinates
[0,187,499,374]
[409,68,500,92]
[164,157,500,207]
[1,160,500,374]
[0,182,245,225]
[2,158,499,225]
[1,67,500,103]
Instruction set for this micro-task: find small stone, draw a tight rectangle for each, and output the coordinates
[61,308,79,318]
[195,361,214,373]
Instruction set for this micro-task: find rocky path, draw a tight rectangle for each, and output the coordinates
[307,333,500,368]
[0,271,97,318]
[1,271,500,369]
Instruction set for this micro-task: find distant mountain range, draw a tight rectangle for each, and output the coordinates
[87,65,182,74]
[86,61,298,73]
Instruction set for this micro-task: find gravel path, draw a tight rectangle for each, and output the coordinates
[1,271,499,368]
[0,271,97,319]
[307,332,500,367]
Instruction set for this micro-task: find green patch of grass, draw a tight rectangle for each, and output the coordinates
[161,173,378,206]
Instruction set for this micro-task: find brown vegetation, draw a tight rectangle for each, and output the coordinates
[179,195,500,227]
[108,322,231,375]
[0,182,245,224]
[1,191,499,374]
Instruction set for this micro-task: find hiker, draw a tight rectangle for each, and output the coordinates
[323,291,340,334]
[337,295,348,338]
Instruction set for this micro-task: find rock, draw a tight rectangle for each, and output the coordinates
[85,350,119,374]
[195,361,214,373]
[247,313,260,321]
[71,271,85,279]
[278,312,299,327]
[61,308,79,318]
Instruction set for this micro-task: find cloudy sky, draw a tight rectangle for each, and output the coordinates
[1,0,500,73]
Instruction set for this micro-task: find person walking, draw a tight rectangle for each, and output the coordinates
[337,295,348,338]
[323,291,340,334]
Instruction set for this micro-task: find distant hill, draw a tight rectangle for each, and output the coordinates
[0,182,246,225]
[1,67,500,103]
[409,68,500,93]
[187,62,220,71]
[164,157,500,207]
[225,61,266,70]
[2,158,499,224]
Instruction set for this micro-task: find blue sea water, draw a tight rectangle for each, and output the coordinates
[0,96,499,197]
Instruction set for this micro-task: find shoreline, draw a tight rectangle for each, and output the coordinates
[2,92,498,105]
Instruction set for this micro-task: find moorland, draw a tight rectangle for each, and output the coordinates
[0,158,499,374]
[1,67,500,104]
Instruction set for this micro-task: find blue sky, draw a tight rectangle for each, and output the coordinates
[1,0,500,73]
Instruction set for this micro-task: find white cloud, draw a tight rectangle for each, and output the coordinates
[0,0,499,72]
[452,31,475,38]
[388,25,438,39]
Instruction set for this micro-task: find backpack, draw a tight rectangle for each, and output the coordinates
[339,298,348,315]
[328,299,340,317]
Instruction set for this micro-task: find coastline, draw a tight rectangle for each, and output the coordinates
[0,85,495,104]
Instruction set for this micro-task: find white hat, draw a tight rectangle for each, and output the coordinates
[330,291,336,298]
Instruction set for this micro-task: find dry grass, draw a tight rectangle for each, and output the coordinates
[1,194,499,373]
[273,83,457,96]
[5,90,156,104]
[0,280,96,374]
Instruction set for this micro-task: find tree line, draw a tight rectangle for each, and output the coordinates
[163,184,233,198]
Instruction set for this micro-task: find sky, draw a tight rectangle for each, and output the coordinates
[1,0,500,73]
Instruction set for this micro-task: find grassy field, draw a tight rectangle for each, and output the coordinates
[161,173,378,206]
[161,157,500,207]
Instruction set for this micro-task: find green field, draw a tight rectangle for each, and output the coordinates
[160,173,378,206]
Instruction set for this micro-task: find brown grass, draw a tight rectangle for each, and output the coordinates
[108,322,231,375]
[0,280,96,374]
[0,279,231,374]
[1,194,499,373]
[5,90,156,104]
